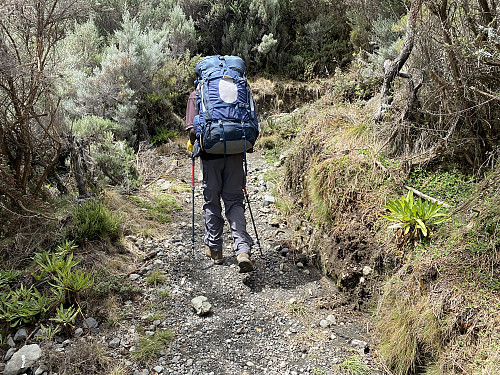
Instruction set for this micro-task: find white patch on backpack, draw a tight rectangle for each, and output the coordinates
[219,77,238,103]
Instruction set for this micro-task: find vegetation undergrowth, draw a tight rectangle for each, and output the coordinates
[261,82,499,374]
[0,240,93,333]
[130,192,181,224]
[0,184,172,367]
[71,198,122,242]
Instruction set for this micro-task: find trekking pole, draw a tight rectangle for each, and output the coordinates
[244,187,263,256]
[191,155,195,256]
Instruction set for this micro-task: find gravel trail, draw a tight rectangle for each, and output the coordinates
[107,151,384,375]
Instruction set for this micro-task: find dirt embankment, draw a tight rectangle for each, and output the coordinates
[251,78,325,117]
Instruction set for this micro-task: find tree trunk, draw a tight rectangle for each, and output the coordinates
[374,0,424,122]
[68,133,88,198]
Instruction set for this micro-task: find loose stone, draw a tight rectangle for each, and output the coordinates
[362,266,373,276]
[191,296,212,316]
[13,328,27,342]
[4,344,42,375]
[83,317,99,332]
[4,348,16,361]
[109,337,121,348]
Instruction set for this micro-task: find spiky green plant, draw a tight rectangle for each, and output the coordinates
[381,191,450,243]
[52,268,94,304]
[0,284,53,327]
[36,324,62,340]
[35,250,80,276]
[50,304,81,334]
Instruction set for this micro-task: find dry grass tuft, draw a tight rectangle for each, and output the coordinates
[0,196,73,268]
[307,153,381,223]
[45,339,111,374]
[107,366,128,375]
[135,141,184,185]
[377,271,447,375]
[376,258,500,375]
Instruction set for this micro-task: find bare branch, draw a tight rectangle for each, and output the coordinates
[374,0,424,122]
[405,185,453,208]
[470,86,500,102]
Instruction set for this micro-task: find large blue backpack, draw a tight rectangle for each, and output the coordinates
[194,55,259,155]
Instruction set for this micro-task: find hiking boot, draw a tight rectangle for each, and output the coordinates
[205,246,223,265]
[236,253,254,273]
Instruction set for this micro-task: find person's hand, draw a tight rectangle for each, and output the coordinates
[186,139,194,152]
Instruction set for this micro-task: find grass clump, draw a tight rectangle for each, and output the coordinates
[145,311,165,322]
[107,366,128,375]
[286,298,309,317]
[307,152,386,223]
[73,198,121,241]
[146,270,167,286]
[157,289,171,298]
[131,193,181,223]
[131,329,174,362]
[377,279,446,375]
[46,339,110,374]
[259,113,301,140]
[340,355,371,375]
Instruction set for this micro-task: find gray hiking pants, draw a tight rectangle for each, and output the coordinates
[201,154,253,255]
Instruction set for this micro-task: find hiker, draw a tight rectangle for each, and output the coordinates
[186,87,255,273]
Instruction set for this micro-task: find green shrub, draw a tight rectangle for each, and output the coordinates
[91,131,140,190]
[72,117,140,191]
[73,198,121,241]
[151,128,178,145]
[72,116,121,139]
[329,64,382,102]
